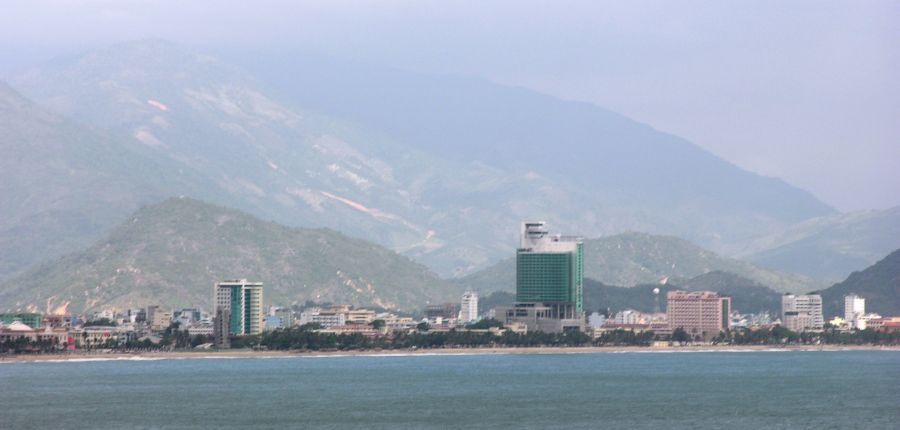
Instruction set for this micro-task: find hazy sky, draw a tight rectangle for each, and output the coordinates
[2,0,898,211]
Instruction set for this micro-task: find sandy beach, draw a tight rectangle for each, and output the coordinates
[3,344,898,363]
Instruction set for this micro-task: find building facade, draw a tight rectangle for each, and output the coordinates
[501,221,585,332]
[459,291,479,323]
[213,307,231,348]
[614,309,641,325]
[782,294,824,332]
[214,280,264,336]
[0,313,42,329]
[425,303,459,321]
[346,309,376,325]
[844,294,866,329]
[149,308,173,332]
[310,311,346,328]
[667,291,731,340]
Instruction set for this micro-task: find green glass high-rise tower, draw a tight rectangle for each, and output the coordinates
[515,222,584,319]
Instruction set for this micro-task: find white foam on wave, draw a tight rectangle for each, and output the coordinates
[4,347,894,364]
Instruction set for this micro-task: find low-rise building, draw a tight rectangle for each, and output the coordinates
[274,308,294,328]
[310,311,346,328]
[75,326,136,348]
[856,313,883,330]
[497,303,583,333]
[346,309,376,325]
[316,325,385,337]
[0,321,68,346]
[587,312,606,329]
[0,313,43,329]
[614,309,642,325]
[425,303,459,321]
[187,324,215,336]
[148,307,174,332]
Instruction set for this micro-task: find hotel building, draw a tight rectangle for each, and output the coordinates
[782,294,824,332]
[214,280,264,336]
[500,221,585,332]
[667,291,731,340]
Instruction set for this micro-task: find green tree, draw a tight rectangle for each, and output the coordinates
[671,327,690,345]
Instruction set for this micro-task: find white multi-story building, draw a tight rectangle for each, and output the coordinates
[274,308,294,328]
[844,294,866,329]
[188,324,215,336]
[346,309,376,325]
[614,309,641,325]
[459,291,479,323]
[782,294,824,332]
[310,312,346,328]
[588,312,606,329]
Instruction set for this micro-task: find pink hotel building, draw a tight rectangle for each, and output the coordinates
[667,291,731,340]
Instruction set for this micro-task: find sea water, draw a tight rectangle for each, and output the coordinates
[1,350,897,429]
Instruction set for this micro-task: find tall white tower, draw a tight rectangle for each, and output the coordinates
[459,291,479,323]
[844,294,866,329]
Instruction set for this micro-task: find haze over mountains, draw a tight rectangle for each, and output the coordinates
[1,39,898,312]
[736,207,900,281]
[0,81,231,280]
[3,40,866,277]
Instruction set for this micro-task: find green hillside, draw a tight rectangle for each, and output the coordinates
[819,249,900,317]
[452,232,823,294]
[0,198,456,314]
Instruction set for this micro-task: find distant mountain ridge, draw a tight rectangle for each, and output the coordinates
[3,40,836,280]
[451,232,823,294]
[736,207,900,280]
[0,81,232,280]
[818,249,900,317]
[0,198,456,314]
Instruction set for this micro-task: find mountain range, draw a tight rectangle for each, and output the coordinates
[1,39,851,282]
[818,249,900,317]
[0,198,455,314]
[0,81,232,281]
[735,207,900,281]
[2,195,895,320]
[451,232,823,294]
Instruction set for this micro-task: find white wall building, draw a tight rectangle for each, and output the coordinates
[614,309,641,325]
[310,312,346,328]
[844,294,866,329]
[459,291,479,323]
[782,294,824,332]
[588,312,606,329]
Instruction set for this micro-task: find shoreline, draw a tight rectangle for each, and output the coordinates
[3,344,898,363]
